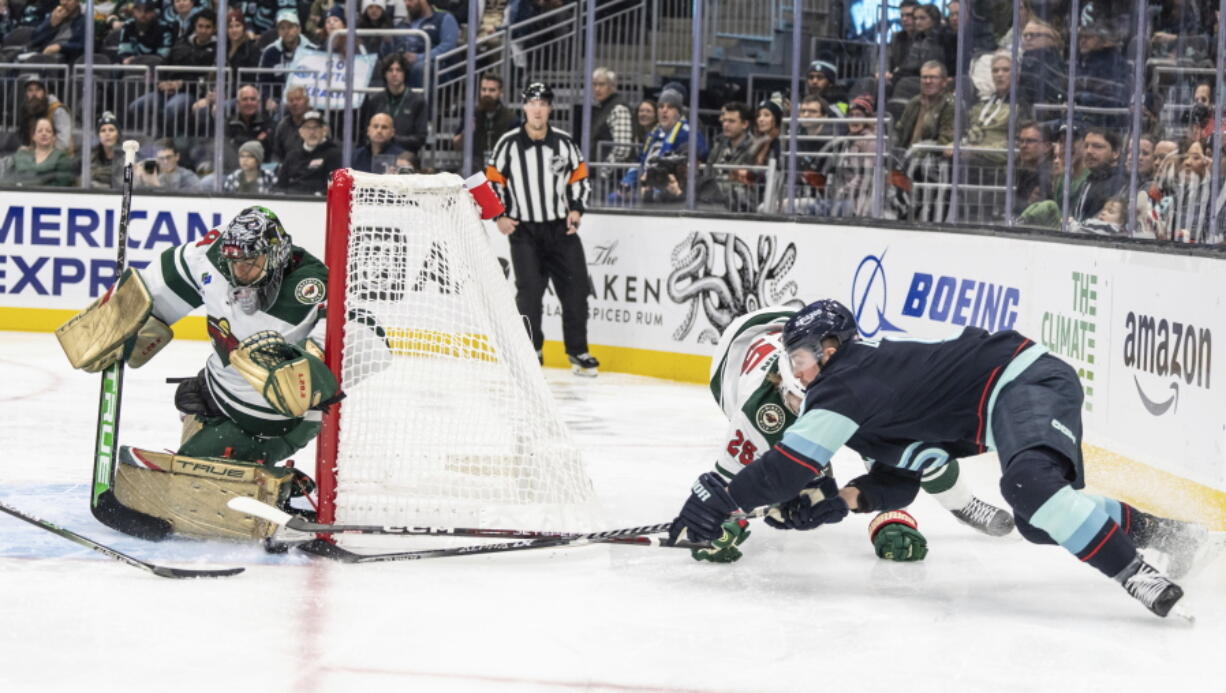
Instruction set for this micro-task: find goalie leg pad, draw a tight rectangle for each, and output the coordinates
[229,331,340,418]
[114,446,302,540]
[56,268,154,372]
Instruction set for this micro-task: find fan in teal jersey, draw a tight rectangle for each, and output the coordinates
[693,306,1014,564]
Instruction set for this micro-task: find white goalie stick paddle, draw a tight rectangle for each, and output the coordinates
[227,497,710,562]
[0,500,244,579]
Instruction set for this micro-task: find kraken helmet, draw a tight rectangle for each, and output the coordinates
[782,299,858,358]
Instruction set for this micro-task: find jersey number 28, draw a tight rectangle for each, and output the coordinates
[726,430,758,466]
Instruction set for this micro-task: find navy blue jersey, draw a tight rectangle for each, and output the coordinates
[804,327,1035,454]
[729,327,1044,511]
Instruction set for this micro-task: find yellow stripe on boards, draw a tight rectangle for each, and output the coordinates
[1,307,209,340]
[540,341,711,383]
[1082,443,1226,531]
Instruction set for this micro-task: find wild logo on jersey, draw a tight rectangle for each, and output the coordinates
[755,403,786,433]
[294,278,325,304]
[207,316,240,364]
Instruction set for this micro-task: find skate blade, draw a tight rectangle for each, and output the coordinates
[571,365,598,377]
[1168,602,1196,626]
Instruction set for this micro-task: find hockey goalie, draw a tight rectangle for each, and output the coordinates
[57,205,339,541]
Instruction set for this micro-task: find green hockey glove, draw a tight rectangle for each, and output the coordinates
[868,510,928,562]
[691,518,751,563]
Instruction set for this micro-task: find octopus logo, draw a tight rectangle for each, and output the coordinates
[667,232,804,344]
[850,250,904,338]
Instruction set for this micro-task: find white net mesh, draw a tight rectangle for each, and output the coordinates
[331,171,600,532]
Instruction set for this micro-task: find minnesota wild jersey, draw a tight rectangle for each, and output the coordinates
[708,308,800,481]
[140,230,328,435]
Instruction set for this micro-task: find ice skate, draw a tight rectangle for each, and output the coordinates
[568,352,599,377]
[1116,555,1188,620]
[1133,514,1210,580]
[951,497,1015,537]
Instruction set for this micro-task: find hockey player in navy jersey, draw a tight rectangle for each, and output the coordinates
[668,299,1207,618]
[694,306,1014,564]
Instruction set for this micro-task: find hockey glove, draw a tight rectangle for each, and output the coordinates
[868,510,928,562]
[667,472,741,545]
[765,492,849,530]
[691,518,751,563]
[764,476,844,530]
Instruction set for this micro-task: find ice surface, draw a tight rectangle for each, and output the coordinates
[0,332,1222,692]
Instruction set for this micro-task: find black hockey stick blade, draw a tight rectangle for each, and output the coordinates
[0,499,244,579]
[91,490,173,541]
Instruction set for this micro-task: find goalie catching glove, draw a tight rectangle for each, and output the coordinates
[868,510,928,561]
[229,331,341,418]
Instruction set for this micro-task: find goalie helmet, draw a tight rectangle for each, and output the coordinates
[218,206,292,313]
[782,299,858,357]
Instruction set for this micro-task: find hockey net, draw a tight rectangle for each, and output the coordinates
[317,170,600,534]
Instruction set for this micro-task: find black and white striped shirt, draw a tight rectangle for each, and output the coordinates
[485,126,590,223]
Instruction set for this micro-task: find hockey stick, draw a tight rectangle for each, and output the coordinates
[87,141,172,541]
[296,521,679,564]
[227,496,706,548]
[0,500,243,579]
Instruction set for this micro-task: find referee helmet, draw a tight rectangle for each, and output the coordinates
[522,81,554,104]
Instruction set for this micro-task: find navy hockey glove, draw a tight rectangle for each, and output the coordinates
[667,472,741,545]
[765,490,849,530]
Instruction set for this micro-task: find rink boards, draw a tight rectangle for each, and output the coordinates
[0,188,1222,523]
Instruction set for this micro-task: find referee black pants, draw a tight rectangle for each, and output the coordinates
[508,219,590,354]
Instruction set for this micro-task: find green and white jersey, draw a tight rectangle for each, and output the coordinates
[708,307,799,481]
[140,231,328,436]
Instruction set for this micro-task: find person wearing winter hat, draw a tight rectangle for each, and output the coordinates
[90,111,123,189]
[751,100,782,167]
[805,59,847,107]
[224,140,277,193]
[620,81,708,202]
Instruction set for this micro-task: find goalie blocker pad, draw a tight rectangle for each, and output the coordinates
[113,446,302,541]
[56,268,173,372]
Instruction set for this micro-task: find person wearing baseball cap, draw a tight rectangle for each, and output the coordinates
[258,7,318,108]
[275,109,341,196]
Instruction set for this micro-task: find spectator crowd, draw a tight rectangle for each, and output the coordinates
[0,0,1223,244]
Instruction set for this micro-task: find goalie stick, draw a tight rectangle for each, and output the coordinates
[227,496,707,549]
[87,141,173,542]
[0,500,243,579]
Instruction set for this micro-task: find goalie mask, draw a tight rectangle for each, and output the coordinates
[219,206,292,314]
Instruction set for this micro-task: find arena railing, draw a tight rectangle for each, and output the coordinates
[6,0,1226,254]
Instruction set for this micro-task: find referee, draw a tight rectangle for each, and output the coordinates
[485,81,600,376]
